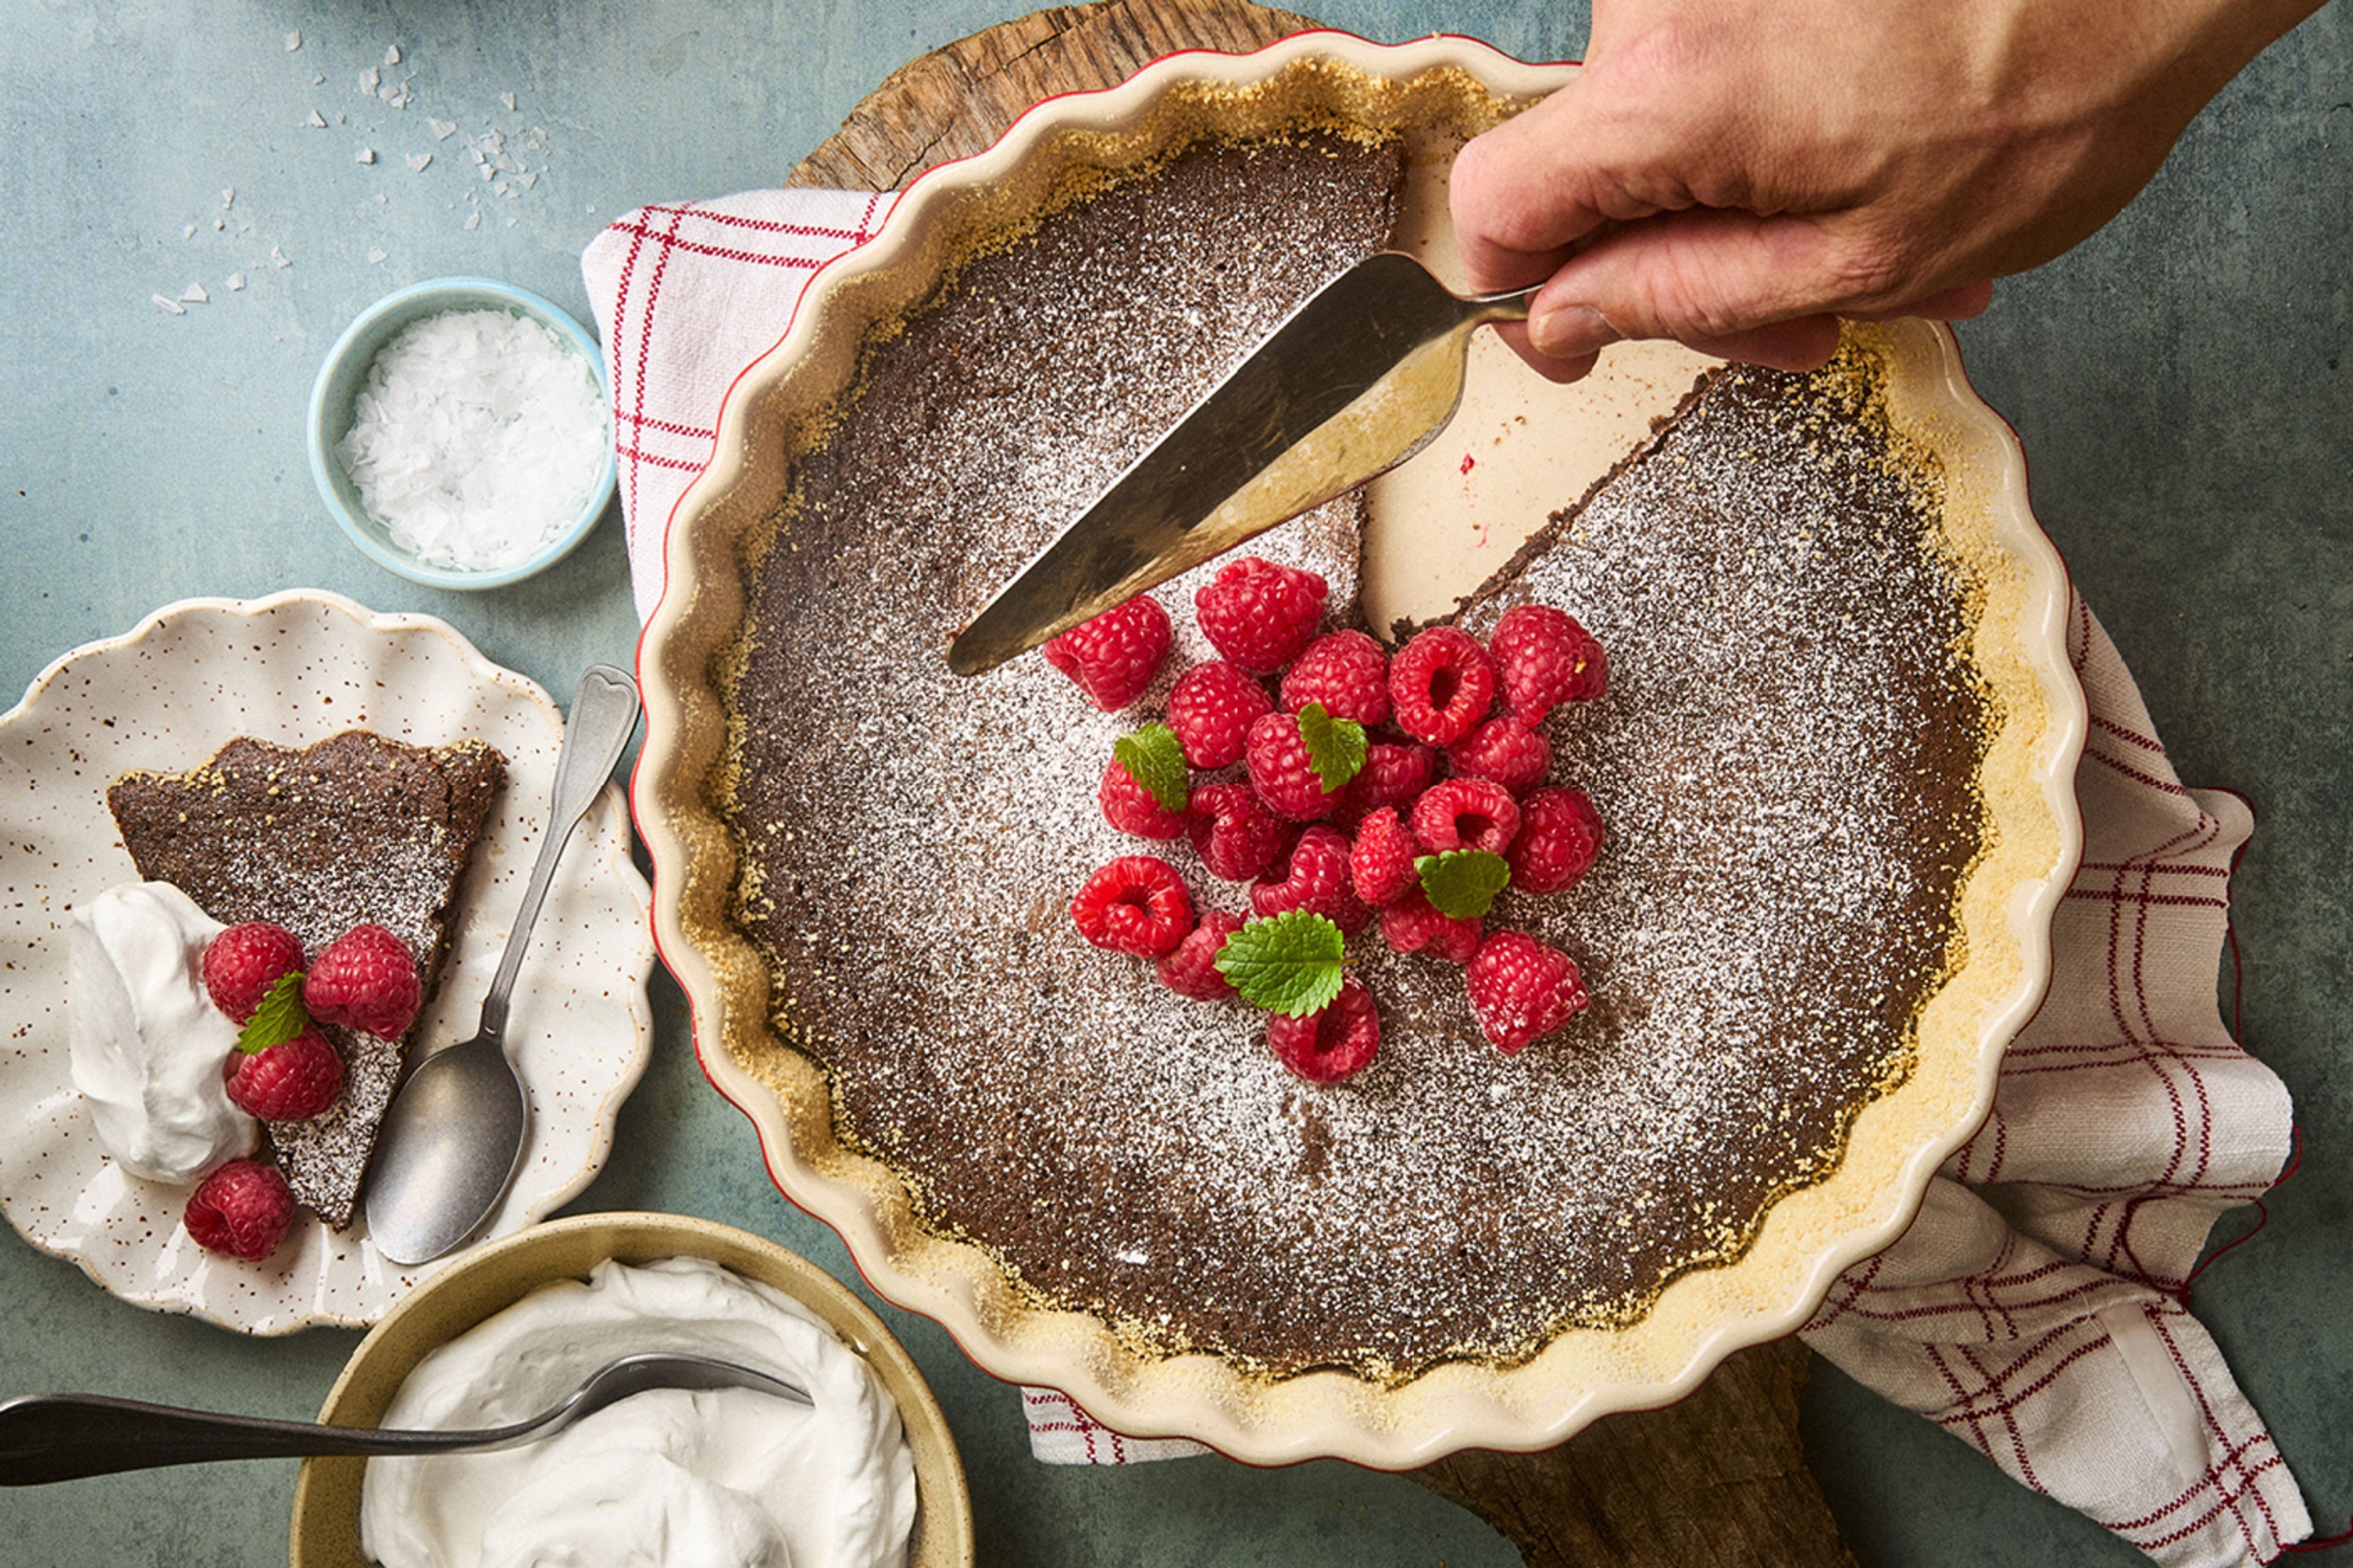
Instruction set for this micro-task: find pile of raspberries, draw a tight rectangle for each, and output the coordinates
[1050,555,1605,1086]
[181,920,421,1262]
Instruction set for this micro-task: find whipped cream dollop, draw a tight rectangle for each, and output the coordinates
[361,1256,919,1568]
[67,881,255,1183]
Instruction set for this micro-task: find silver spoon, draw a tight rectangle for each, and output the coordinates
[365,664,643,1266]
[0,1352,810,1485]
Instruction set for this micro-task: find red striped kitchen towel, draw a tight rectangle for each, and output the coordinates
[584,191,2314,1565]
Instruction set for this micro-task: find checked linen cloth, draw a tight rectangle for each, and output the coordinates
[585,189,2316,1561]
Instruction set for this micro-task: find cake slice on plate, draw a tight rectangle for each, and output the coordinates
[107,730,506,1228]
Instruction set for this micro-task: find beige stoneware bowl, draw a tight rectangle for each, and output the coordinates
[632,32,2087,1465]
[289,1211,974,1567]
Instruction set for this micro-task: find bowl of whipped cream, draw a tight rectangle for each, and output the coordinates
[289,1211,973,1568]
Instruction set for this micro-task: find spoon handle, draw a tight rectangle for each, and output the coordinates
[0,1392,550,1483]
[477,664,642,1043]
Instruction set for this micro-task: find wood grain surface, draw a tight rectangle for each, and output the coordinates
[791,4,1858,1562]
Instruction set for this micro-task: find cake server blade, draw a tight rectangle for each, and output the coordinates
[945,252,1534,677]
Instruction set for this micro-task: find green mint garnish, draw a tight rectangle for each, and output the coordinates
[1296,701,1366,793]
[1213,910,1346,1017]
[1415,849,1512,920]
[235,971,311,1055]
[1112,722,1189,814]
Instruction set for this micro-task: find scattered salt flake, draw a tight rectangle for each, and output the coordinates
[312,74,324,86]
[306,109,327,128]
[271,245,292,268]
[179,283,208,303]
[151,294,186,316]
[478,164,494,182]
[463,211,481,232]
[406,153,431,172]
[358,65,380,95]
[213,218,224,230]
[493,180,509,197]
[506,217,517,227]
[428,118,457,140]
[500,91,516,112]
[221,187,234,208]
[181,224,196,241]
[517,171,537,190]
[384,44,401,66]
[357,147,376,164]
[284,29,301,51]
[333,307,612,573]
[367,248,388,264]
[376,193,388,205]
[227,273,246,291]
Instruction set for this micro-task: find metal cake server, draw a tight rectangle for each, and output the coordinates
[945,251,1536,677]
[0,1352,809,1483]
[364,664,642,1267]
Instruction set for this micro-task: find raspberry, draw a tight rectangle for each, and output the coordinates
[1193,556,1327,674]
[303,923,422,1039]
[1243,710,1339,821]
[1388,626,1496,745]
[1446,716,1551,797]
[1348,807,1419,908]
[1410,778,1522,855]
[1041,596,1172,711]
[1509,788,1605,895]
[1279,631,1390,726]
[1379,888,1484,963]
[1265,975,1381,1085]
[1070,855,1194,958]
[1490,604,1607,721]
[183,1158,295,1261]
[1099,756,1187,840]
[1158,910,1244,1001]
[1338,740,1438,820]
[1464,931,1590,1054]
[1250,825,1371,936]
[223,1026,346,1121]
[201,921,306,1024]
[1187,783,1287,882]
[1165,661,1273,769]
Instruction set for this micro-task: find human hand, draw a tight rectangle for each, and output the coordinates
[1450,0,2327,381]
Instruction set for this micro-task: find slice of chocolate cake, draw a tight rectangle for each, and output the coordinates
[108,730,506,1227]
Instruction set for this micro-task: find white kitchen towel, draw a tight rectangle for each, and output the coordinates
[585,189,2313,1564]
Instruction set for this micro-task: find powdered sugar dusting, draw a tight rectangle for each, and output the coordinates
[724,138,1989,1377]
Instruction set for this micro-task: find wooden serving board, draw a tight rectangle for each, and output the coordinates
[789,6,1856,1564]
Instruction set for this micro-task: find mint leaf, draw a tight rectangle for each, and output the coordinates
[236,971,310,1055]
[1296,701,1366,793]
[1415,849,1512,920]
[1213,910,1346,1017]
[1112,722,1189,814]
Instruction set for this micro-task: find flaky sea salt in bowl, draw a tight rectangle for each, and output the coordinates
[309,278,616,590]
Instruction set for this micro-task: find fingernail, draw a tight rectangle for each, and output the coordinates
[1530,305,1620,360]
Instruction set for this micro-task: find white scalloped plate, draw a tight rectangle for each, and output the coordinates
[0,591,655,1333]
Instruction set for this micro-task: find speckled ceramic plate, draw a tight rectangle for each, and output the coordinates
[0,590,655,1333]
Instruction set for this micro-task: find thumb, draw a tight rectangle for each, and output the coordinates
[1525,206,1890,360]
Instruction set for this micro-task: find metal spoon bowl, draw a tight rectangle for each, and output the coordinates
[364,664,642,1266]
[0,1352,811,1485]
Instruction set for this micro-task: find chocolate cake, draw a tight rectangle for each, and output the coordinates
[108,730,506,1227]
[719,129,1991,1378]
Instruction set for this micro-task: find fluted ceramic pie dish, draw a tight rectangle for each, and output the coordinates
[632,31,2085,1466]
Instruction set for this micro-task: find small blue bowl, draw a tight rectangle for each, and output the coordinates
[308,278,618,591]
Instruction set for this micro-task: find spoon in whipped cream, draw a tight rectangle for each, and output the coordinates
[0,1352,809,1485]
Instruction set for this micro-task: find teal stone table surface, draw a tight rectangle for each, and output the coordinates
[1,4,2345,1564]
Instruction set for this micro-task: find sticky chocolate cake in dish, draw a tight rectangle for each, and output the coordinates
[108,730,506,1227]
[640,37,2077,1461]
